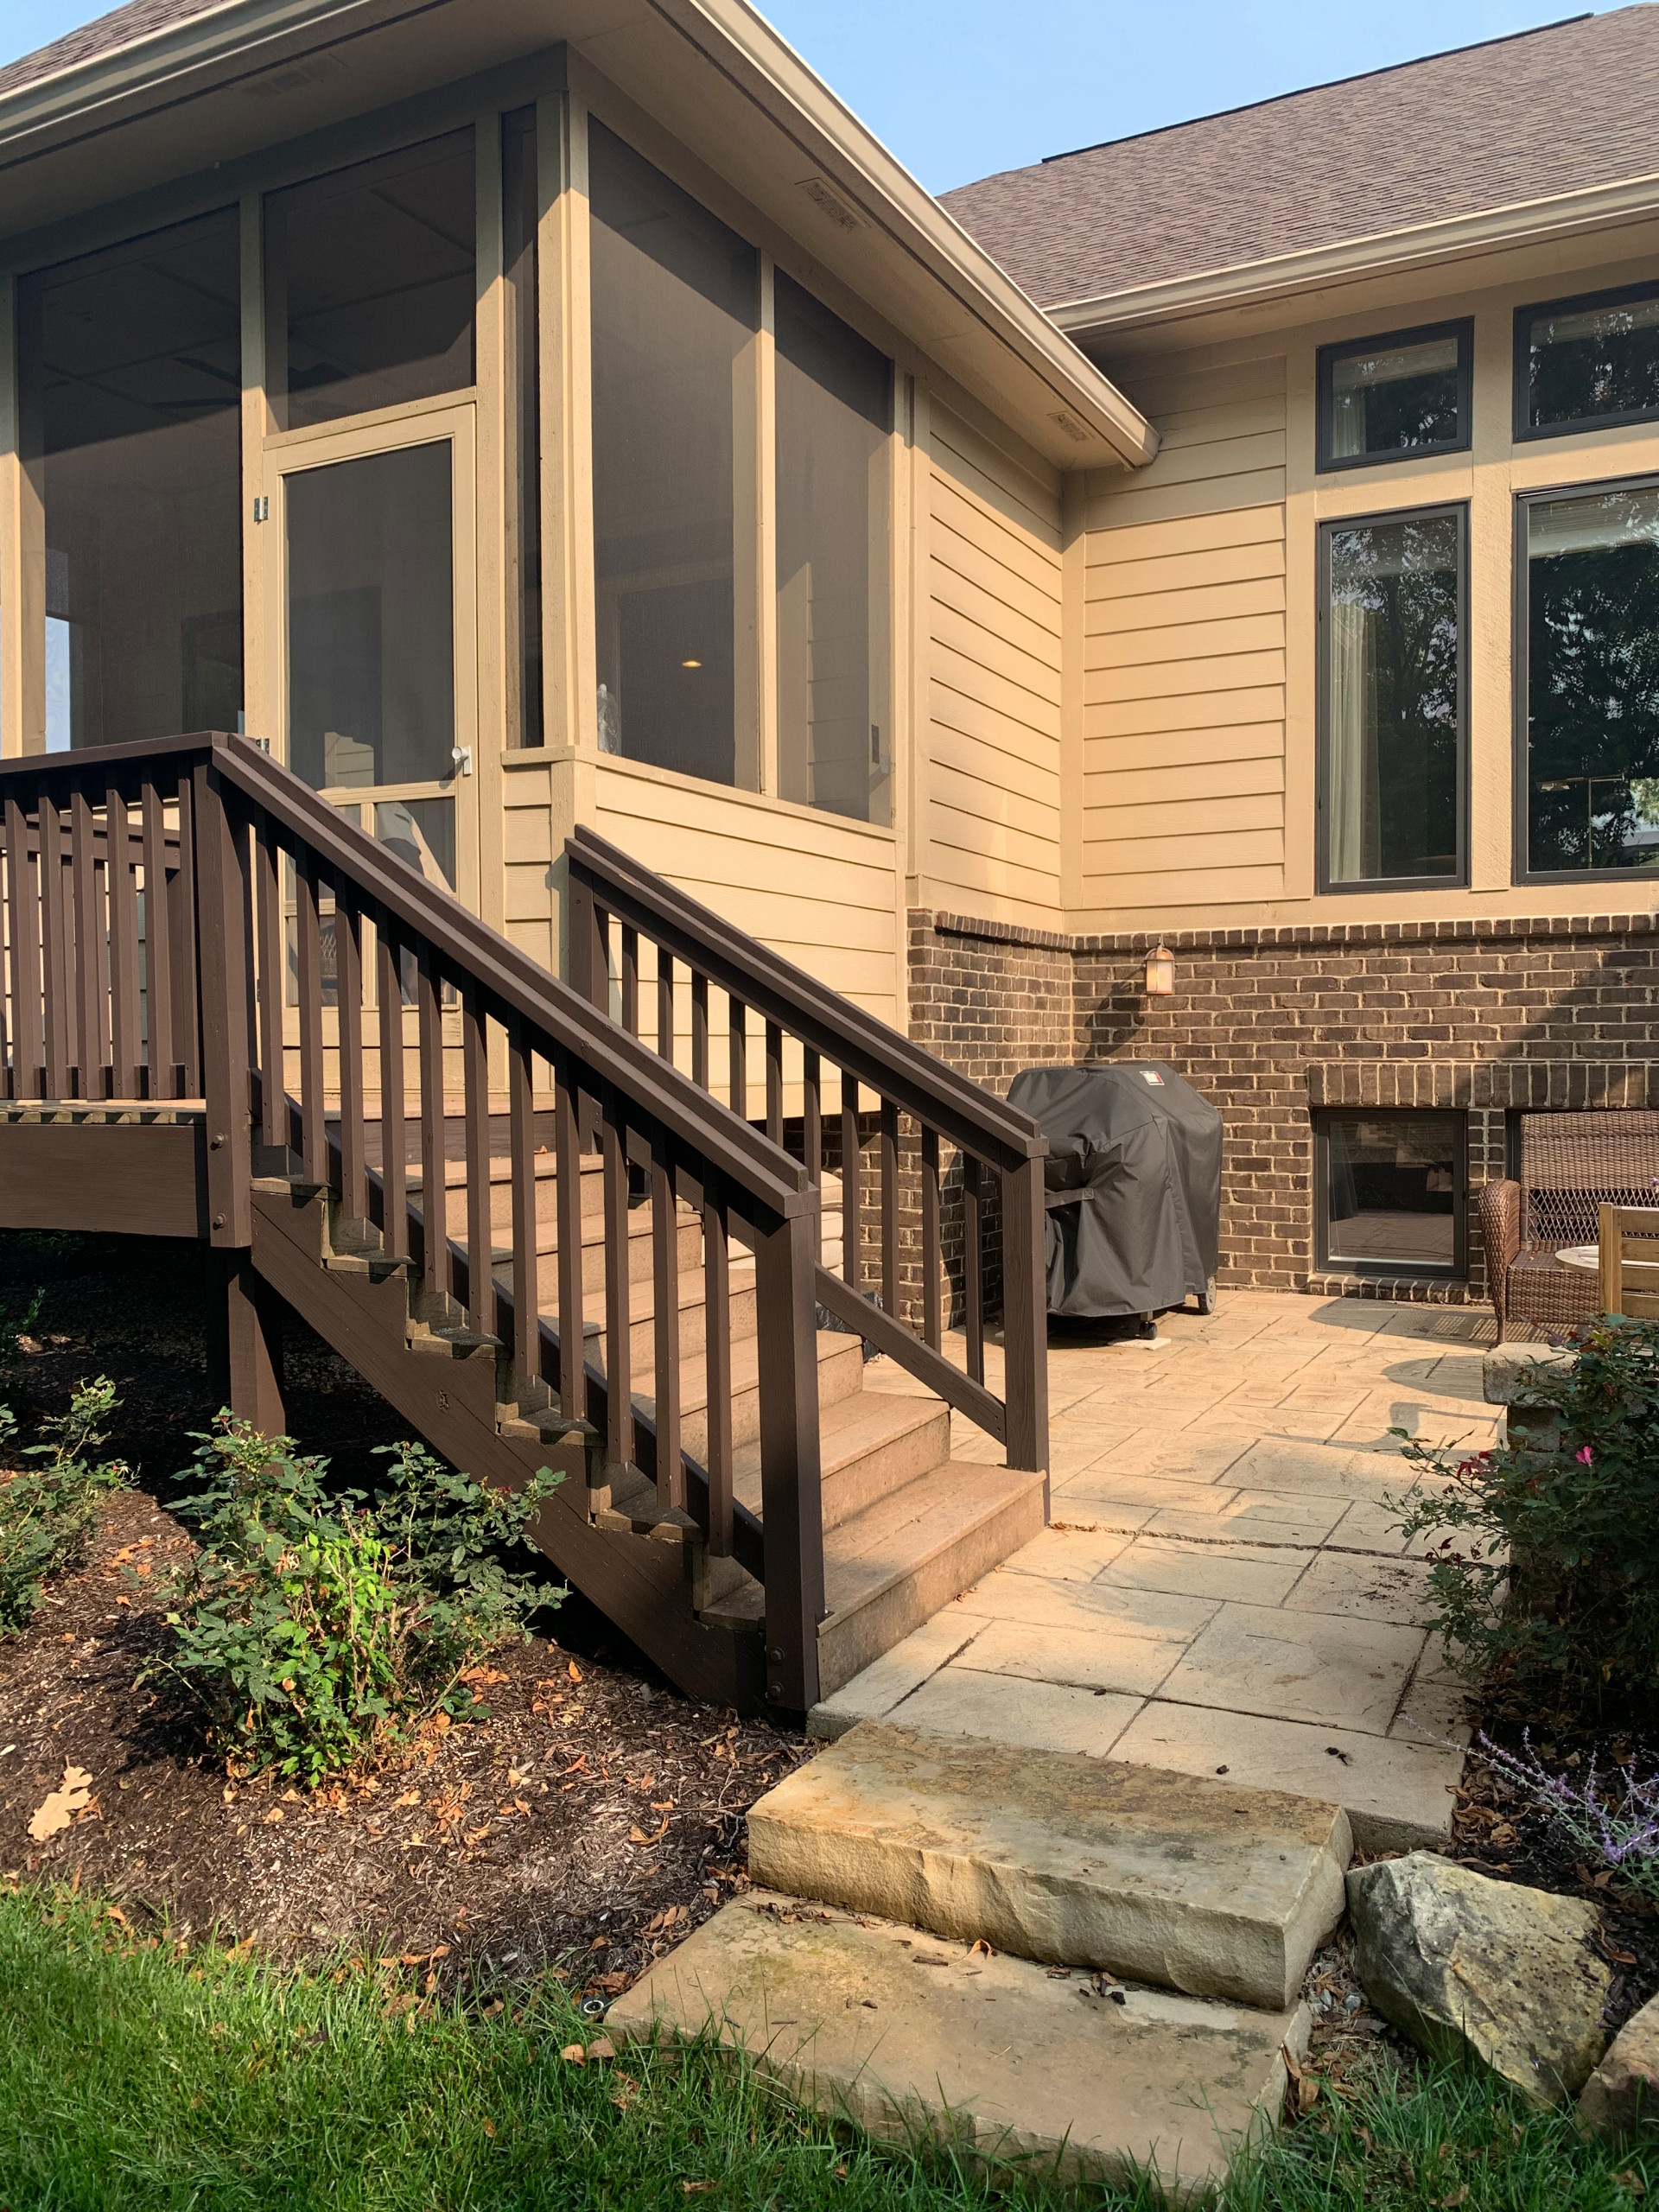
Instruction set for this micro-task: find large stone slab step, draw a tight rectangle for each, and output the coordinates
[608,1889,1309,2204]
[747,1719,1351,2011]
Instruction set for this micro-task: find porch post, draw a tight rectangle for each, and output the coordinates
[207,1249,287,1437]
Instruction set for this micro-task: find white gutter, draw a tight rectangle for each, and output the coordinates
[1050,167,1659,339]
[0,0,1159,470]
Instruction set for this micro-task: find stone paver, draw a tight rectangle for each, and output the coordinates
[828,1291,1485,1846]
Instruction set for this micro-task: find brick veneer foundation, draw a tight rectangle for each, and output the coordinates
[907,906,1659,1305]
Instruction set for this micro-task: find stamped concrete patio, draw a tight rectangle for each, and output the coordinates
[817,1292,1501,1849]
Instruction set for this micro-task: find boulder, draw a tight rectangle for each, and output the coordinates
[1578,1993,1659,2150]
[1346,1853,1612,2106]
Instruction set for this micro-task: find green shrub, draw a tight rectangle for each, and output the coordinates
[0,1378,130,1633]
[146,1417,566,1784]
[1391,1318,1659,1715]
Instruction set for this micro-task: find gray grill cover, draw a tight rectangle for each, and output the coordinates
[1007,1063,1223,1319]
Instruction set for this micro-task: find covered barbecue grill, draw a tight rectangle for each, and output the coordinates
[1007,1063,1223,1325]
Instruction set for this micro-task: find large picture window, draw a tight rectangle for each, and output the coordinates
[1517,478,1659,878]
[1515,282,1659,441]
[1318,505,1466,888]
[1316,321,1471,473]
[1314,1110,1466,1279]
[588,121,760,790]
[774,273,892,824]
[18,208,244,751]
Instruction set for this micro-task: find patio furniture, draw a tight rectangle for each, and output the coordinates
[1480,1111,1659,1340]
[1598,1204,1659,1319]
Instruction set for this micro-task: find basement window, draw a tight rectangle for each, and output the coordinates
[1516,280,1659,440]
[1316,321,1471,471]
[1314,1110,1466,1279]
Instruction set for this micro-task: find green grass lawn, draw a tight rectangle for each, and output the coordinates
[0,1885,1651,2211]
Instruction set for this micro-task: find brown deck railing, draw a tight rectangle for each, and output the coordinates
[0,735,827,1709]
[565,825,1049,1476]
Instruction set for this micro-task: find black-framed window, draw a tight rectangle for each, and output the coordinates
[1515,281,1659,441]
[1317,503,1467,889]
[1516,475,1659,880]
[1314,1110,1467,1279]
[1316,321,1471,472]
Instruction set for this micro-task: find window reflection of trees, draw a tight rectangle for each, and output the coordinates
[1529,500,1659,874]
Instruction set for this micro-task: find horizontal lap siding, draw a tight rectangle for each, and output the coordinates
[928,404,1065,930]
[1079,354,1288,925]
[594,760,900,1026]
[503,760,556,974]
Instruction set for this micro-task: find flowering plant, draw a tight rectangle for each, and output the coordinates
[1472,1730,1659,1903]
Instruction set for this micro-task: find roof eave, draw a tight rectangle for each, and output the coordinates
[1048,166,1659,340]
[0,0,1159,472]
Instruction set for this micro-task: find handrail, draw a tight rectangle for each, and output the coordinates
[564,823,1050,1478]
[0,734,828,1711]
[568,826,1046,1173]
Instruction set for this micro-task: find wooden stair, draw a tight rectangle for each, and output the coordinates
[252,1142,1043,1707]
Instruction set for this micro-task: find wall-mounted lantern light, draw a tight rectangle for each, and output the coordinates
[1144,944,1175,996]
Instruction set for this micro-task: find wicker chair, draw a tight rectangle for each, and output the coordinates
[1481,1110,1659,1341]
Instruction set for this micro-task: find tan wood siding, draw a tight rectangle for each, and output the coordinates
[925,403,1065,928]
[1078,356,1288,927]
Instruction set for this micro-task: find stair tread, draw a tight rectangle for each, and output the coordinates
[744,1722,1351,2012]
[731,1389,947,1513]
[530,1327,861,1430]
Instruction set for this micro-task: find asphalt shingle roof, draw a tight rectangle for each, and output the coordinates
[0,0,223,102]
[939,7,1659,309]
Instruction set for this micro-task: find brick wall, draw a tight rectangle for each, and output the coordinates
[907,906,1659,1304]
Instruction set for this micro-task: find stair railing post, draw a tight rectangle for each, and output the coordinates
[753,1196,824,1714]
[567,865,606,1012]
[193,760,252,1248]
[1001,1152,1049,1494]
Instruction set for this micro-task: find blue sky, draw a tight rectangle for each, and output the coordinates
[4,0,1594,192]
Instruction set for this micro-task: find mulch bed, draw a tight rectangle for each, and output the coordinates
[0,1230,811,2003]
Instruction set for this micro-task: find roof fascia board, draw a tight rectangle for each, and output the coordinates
[0,0,368,142]
[1052,168,1659,340]
[645,0,1156,466]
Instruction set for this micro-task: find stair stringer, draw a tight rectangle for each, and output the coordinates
[248,1181,766,1710]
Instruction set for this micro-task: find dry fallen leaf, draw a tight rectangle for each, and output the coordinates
[394,1790,421,1808]
[683,2184,717,2196]
[1616,2171,1645,2198]
[567,1660,582,1683]
[28,1764,93,1840]
[560,2044,586,2064]
[587,2036,616,2062]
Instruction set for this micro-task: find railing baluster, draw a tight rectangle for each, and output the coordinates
[651,1128,682,1512]
[841,1071,860,1293]
[620,924,638,1039]
[295,850,325,1182]
[1001,1157,1049,1480]
[107,788,140,1100]
[963,1149,983,1387]
[657,947,673,1059]
[417,944,449,1303]
[253,820,283,1152]
[922,1126,941,1351]
[554,1050,584,1418]
[804,1047,822,1262]
[376,917,408,1256]
[337,893,366,1222]
[702,1178,733,1558]
[39,797,68,1103]
[766,1020,783,1147]
[508,1016,538,1388]
[461,980,491,1335]
[691,970,709,1090]
[880,1096,898,1319]
[172,774,200,1097]
[5,797,43,1099]
[71,791,104,1098]
[141,785,175,1097]
[601,1084,633,1476]
[729,996,747,1123]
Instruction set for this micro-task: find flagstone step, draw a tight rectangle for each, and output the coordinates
[745,1719,1351,2012]
[607,1888,1310,2204]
